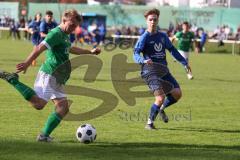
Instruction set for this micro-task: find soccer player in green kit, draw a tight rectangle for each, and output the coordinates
[0,9,101,142]
[172,21,194,80]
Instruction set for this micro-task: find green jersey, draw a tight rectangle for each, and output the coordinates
[175,31,194,52]
[40,26,71,84]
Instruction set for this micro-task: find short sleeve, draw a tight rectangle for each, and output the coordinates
[41,31,60,50]
[175,32,181,38]
[40,21,45,32]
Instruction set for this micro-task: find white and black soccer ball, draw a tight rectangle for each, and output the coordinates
[76,124,97,144]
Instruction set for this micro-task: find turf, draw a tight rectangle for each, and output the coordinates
[0,39,240,160]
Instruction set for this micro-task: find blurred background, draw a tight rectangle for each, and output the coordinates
[0,0,239,54]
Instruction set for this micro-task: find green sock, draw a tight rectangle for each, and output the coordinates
[8,78,36,101]
[42,112,62,136]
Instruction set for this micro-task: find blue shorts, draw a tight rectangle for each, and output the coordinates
[32,38,41,46]
[141,64,180,94]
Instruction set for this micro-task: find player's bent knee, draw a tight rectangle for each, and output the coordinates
[33,103,45,110]
[155,95,165,106]
[32,100,47,110]
[172,89,182,101]
[56,106,69,118]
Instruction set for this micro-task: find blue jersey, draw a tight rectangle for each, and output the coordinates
[133,31,188,66]
[28,20,41,45]
[39,20,58,42]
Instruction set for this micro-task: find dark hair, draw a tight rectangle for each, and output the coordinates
[144,8,160,18]
[183,21,189,26]
[34,12,42,20]
[46,10,53,16]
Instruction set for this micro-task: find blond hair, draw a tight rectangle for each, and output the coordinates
[62,9,82,24]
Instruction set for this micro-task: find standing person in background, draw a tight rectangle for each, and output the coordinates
[19,16,27,40]
[172,21,195,80]
[196,28,207,53]
[98,24,106,45]
[236,25,240,40]
[28,13,42,65]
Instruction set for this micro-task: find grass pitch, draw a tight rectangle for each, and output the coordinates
[0,39,240,160]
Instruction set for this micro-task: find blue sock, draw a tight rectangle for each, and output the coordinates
[149,104,160,122]
[161,94,177,110]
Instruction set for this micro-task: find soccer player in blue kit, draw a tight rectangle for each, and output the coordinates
[28,13,42,66]
[39,10,58,42]
[133,8,192,130]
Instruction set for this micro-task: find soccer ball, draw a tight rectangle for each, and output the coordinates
[76,124,97,144]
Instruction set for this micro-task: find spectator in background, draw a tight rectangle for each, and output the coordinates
[15,20,21,40]
[168,21,174,35]
[8,19,21,40]
[92,26,101,46]
[88,22,98,45]
[224,25,231,39]
[126,27,132,35]
[19,16,27,40]
[83,28,91,44]
[195,28,207,53]
[98,24,106,45]
[132,26,139,35]
[211,26,227,47]
[75,25,84,45]
[138,26,145,35]
[235,26,240,40]
[8,20,15,39]
[114,28,122,44]
[218,27,227,47]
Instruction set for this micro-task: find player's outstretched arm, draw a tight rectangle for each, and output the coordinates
[16,43,47,73]
[69,46,101,55]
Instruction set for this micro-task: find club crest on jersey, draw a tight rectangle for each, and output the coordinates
[154,43,162,52]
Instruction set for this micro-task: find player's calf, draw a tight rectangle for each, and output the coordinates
[159,109,169,123]
[29,96,47,110]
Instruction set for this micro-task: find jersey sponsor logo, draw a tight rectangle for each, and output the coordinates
[154,43,162,52]
[151,53,165,59]
[150,41,155,44]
